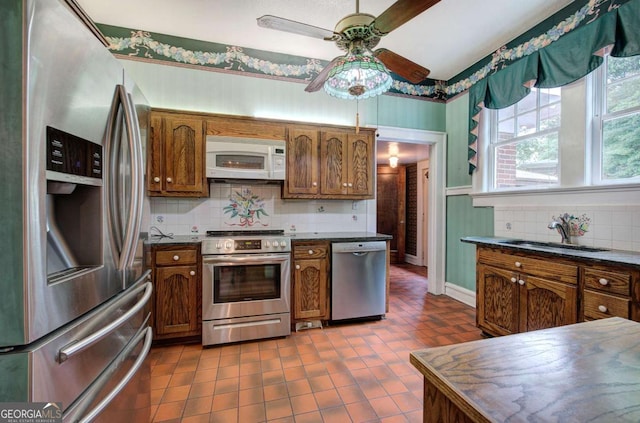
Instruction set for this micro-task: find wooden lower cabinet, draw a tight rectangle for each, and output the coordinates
[292,241,330,322]
[476,247,578,337]
[150,244,202,342]
[476,245,640,337]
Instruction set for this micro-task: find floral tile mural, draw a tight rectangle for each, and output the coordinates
[223,187,271,227]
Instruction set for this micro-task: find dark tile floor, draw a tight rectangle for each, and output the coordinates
[149,263,482,422]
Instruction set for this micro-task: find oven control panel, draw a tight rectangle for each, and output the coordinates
[202,237,291,254]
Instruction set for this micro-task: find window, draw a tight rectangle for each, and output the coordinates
[490,87,562,190]
[594,55,640,183]
[484,54,640,192]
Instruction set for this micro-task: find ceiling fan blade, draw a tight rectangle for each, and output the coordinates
[305,56,342,93]
[257,15,338,40]
[372,0,441,35]
[375,49,430,83]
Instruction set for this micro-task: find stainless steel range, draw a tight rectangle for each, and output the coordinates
[201,230,291,346]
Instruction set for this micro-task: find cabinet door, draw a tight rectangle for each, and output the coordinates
[520,276,577,332]
[347,132,374,197]
[148,115,164,194]
[163,116,205,194]
[477,264,519,336]
[286,128,320,195]
[320,131,348,195]
[154,265,199,336]
[294,258,328,320]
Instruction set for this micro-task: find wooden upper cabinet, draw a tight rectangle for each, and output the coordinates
[148,112,208,197]
[284,126,375,199]
[286,127,320,195]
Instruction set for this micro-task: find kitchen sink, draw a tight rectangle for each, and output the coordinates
[498,239,609,252]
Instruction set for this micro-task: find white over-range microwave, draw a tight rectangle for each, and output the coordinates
[205,136,286,181]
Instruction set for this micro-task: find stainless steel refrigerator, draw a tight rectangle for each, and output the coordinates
[0,0,152,421]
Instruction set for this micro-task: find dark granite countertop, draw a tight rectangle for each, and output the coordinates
[461,236,640,268]
[289,232,392,242]
[144,232,392,245]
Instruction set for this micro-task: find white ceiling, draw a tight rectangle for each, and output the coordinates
[76,0,574,166]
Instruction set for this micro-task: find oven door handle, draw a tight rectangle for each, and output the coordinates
[203,253,290,265]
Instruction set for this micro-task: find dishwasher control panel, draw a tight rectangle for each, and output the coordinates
[331,241,387,253]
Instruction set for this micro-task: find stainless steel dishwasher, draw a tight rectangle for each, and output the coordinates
[331,241,387,320]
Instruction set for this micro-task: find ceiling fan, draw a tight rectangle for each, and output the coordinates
[257,0,439,98]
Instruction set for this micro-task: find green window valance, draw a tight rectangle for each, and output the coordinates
[468,0,640,173]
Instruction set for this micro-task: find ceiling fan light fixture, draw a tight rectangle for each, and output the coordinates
[323,53,392,100]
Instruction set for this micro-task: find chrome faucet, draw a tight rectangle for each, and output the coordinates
[548,217,571,244]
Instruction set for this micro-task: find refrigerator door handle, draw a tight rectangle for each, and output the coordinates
[58,271,152,363]
[105,85,126,265]
[64,326,153,423]
[122,91,145,270]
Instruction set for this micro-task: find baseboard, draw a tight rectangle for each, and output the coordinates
[444,282,476,308]
[404,254,421,266]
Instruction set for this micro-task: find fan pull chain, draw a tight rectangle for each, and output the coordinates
[356,99,360,134]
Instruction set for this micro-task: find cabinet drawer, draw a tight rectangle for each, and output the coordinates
[478,249,577,284]
[293,245,328,259]
[583,290,630,320]
[155,249,198,266]
[584,268,630,296]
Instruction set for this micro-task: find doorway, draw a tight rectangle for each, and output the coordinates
[376,164,406,264]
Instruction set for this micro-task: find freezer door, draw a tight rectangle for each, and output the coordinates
[0,274,152,410]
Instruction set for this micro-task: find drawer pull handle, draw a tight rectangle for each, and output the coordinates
[189,270,196,276]
[518,279,525,286]
[166,177,173,183]
[153,176,160,183]
[308,250,314,255]
[295,265,301,270]
[598,305,608,313]
[510,277,517,283]
[514,261,522,268]
[173,255,180,261]
[598,278,609,286]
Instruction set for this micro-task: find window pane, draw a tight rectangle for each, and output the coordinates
[517,110,537,136]
[606,73,640,113]
[601,113,640,180]
[518,90,538,113]
[494,134,558,189]
[498,105,515,120]
[498,118,515,141]
[539,87,561,107]
[540,104,561,130]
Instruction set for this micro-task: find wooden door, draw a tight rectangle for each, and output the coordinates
[476,264,520,336]
[293,257,328,320]
[286,127,319,195]
[376,165,406,263]
[347,132,374,197]
[154,265,199,336]
[520,276,577,332]
[147,115,164,194]
[320,131,348,195]
[163,116,205,194]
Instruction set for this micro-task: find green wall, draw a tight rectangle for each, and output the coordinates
[122,60,446,132]
[445,94,494,291]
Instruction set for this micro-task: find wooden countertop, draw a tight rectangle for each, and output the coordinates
[410,318,640,422]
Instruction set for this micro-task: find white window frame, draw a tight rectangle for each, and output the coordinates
[487,87,562,191]
[591,54,640,185]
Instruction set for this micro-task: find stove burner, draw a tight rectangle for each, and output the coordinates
[206,229,285,237]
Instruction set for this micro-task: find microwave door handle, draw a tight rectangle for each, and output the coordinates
[106,86,125,263]
[121,91,144,270]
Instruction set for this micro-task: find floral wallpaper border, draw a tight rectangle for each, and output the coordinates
[97,0,627,101]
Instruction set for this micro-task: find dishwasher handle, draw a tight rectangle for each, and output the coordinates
[332,241,387,254]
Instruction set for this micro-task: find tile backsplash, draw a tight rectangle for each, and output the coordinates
[494,205,640,252]
[148,183,371,235]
